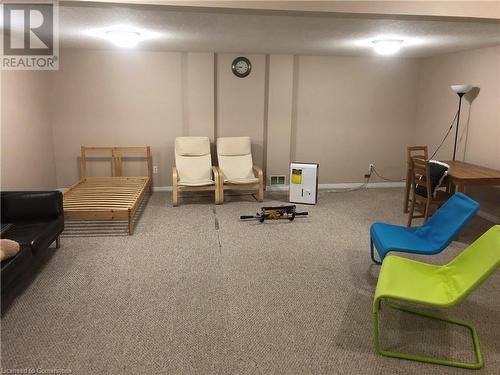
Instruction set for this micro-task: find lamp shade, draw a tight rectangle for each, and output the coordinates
[451,85,473,94]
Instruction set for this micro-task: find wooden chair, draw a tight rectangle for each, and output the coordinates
[172,137,221,206]
[216,137,264,202]
[407,156,451,227]
[403,145,428,213]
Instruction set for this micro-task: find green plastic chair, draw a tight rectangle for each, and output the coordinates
[373,225,500,369]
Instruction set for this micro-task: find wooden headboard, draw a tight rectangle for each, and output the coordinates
[80,146,152,181]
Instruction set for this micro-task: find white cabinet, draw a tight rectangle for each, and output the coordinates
[289,162,319,205]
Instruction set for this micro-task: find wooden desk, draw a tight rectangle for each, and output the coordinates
[443,160,500,193]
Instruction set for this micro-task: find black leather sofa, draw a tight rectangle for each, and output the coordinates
[1,191,64,297]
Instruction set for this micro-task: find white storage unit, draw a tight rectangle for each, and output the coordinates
[289,162,319,205]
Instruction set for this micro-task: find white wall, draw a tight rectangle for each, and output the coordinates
[2,46,498,221]
[293,55,420,183]
[1,71,57,190]
[216,53,267,170]
[50,49,219,188]
[415,46,500,218]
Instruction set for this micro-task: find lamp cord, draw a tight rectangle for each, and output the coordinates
[371,166,405,182]
[429,109,459,160]
[370,107,460,183]
[320,107,460,194]
[325,174,371,193]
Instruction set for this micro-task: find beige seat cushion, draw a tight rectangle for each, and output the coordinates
[225,177,259,184]
[175,137,214,186]
[217,137,255,181]
[179,179,215,187]
[0,239,20,261]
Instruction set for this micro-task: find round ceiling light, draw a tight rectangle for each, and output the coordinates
[371,39,404,55]
[105,30,142,48]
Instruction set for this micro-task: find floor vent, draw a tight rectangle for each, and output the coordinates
[270,175,286,185]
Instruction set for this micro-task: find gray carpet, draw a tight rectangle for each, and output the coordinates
[1,189,499,374]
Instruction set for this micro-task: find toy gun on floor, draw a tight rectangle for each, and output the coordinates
[240,205,308,223]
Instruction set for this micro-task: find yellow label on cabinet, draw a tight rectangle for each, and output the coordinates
[291,169,302,184]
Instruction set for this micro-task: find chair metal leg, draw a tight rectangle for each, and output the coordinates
[370,237,382,265]
[55,236,60,249]
[373,299,483,370]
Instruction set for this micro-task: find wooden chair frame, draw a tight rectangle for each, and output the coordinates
[407,156,450,227]
[172,166,221,206]
[218,166,264,203]
[64,146,153,235]
[403,145,428,213]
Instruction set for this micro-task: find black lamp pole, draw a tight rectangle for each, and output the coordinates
[452,92,465,161]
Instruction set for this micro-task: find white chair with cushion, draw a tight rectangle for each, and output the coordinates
[173,137,221,206]
[216,136,264,202]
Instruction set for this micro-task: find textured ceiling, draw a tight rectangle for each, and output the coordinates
[59,3,500,58]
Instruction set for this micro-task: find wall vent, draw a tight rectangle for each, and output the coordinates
[270,175,286,185]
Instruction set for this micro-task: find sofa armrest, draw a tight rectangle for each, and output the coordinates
[1,191,63,222]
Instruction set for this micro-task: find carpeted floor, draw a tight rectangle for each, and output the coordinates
[1,188,498,374]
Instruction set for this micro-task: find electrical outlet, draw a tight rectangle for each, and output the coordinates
[364,163,374,179]
[153,166,158,174]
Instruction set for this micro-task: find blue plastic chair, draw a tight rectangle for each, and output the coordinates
[370,192,480,264]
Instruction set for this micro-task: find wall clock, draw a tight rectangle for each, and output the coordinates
[232,56,251,78]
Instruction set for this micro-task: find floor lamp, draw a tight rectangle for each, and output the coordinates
[450,84,472,161]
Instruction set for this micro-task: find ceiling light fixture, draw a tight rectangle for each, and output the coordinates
[87,26,163,49]
[372,39,404,55]
[105,30,142,48]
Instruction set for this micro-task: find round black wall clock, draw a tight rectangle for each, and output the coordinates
[231,57,251,78]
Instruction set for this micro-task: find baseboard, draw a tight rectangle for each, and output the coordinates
[143,182,405,193]
[153,186,172,192]
[477,210,500,224]
[266,185,289,191]
[266,182,405,191]
[60,182,404,193]
[319,182,405,189]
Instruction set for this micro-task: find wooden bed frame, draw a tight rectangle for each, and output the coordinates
[63,146,153,235]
